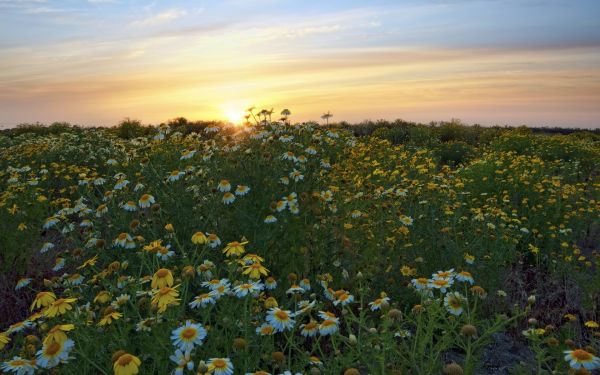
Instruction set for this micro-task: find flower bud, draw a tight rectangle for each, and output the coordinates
[443,362,464,375]
[460,324,478,337]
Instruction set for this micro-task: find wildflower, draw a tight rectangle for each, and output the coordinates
[223,241,248,257]
[470,286,487,298]
[0,333,10,350]
[411,278,429,291]
[0,357,37,375]
[151,268,174,289]
[36,339,74,369]
[40,242,55,253]
[319,319,339,335]
[456,271,474,285]
[300,321,319,337]
[43,216,60,229]
[242,263,269,279]
[584,321,599,329]
[7,321,33,334]
[77,255,98,270]
[52,257,65,271]
[399,215,413,226]
[429,278,453,293]
[180,149,196,160]
[122,201,137,212]
[15,278,32,290]
[266,308,296,332]
[138,194,155,208]
[113,353,142,375]
[44,324,75,345]
[171,321,207,352]
[207,358,234,375]
[156,244,175,261]
[167,170,185,182]
[256,323,275,336]
[189,293,217,309]
[289,169,304,182]
[94,291,111,304]
[98,311,123,326]
[217,180,231,192]
[222,192,236,204]
[264,215,277,223]
[233,281,263,298]
[433,269,455,280]
[265,277,278,290]
[44,297,77,318]
[464,254,475,264]
[191,232,208,245]
[207,233,221,248]
[369,297,390,311]
[444,292,466,316]
[151,286,180,313]
[170,349,194,374]
[202,278,230,290]
[333,291,354,306]
[564,349,600,370]
[114,233,135,249]
[235,185,250,196]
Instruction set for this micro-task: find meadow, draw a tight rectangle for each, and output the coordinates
[0,112,599,374]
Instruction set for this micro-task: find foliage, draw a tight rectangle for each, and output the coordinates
[0,117,598,374]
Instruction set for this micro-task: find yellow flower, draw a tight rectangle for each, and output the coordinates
[584,321,599,329]
[151,285,180,313]
[564,313,577,321]
[400,266,416,277]
[44,298,77,318]
[191,231,208,245]
[242,263,269,279]
[151,268,174,289]
[17,223,27,231]
[31,291,57,311]
[0,332,10,350]
[113,353,141,375]
[43,324,75,345]
[223,241,248,257]
[94,291,111,304]
[77,255,99,270]
[99,311,123,326]
[165,224,174,232]
[528,244,540,255]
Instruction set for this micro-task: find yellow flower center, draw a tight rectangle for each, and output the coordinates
[572,349,593,361]
[275,310,289,320]
[156,269,169,278]
[181,328,197,340]
[45,342,61,356]
[212,359,226,368]
[117,354,133,366]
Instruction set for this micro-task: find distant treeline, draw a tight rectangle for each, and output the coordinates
[2,117,599,143]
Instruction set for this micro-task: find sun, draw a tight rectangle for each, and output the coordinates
[223,109,245,125]
[220,102,248,125]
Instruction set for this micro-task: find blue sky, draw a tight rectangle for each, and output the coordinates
[1,0,599,127]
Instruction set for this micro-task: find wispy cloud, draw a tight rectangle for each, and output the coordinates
[130,9,187,27]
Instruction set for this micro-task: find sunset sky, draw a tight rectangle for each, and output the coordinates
[1,0,599,128]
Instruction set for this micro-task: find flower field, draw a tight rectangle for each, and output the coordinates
[0,117,599,374]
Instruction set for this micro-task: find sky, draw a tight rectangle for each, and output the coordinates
[1,0,599,128]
